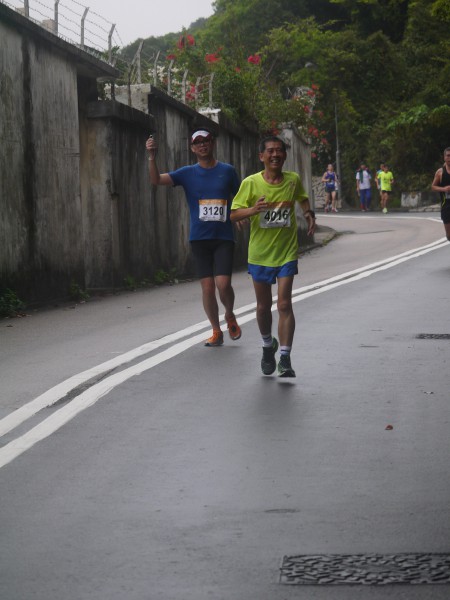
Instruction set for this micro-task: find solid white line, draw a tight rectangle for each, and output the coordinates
[290,239,448,305]
[0,236,445,439]
[0,320,211,438]
[321,213,441,222]
[0,331,206,468]
[291,237,447,297]
[0,236,447,468]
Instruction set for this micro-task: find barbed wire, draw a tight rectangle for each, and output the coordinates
[1,0,122,58]
[1,0,215,103]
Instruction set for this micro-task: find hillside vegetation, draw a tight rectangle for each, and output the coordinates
[120,0,450,203]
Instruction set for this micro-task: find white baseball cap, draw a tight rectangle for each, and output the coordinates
[191,130,213,143]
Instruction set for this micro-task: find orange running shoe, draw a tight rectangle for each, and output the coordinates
[204,330,224,347]
[226,316,242,340]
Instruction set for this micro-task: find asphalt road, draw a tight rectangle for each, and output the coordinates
[1,213,449,599]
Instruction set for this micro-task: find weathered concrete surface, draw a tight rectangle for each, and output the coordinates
[0,3,313,305]
[0,3,117,303]
[401,190,439,208]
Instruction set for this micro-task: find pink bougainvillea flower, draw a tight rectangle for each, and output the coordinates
[247,54,261,65]
[166,53,176,60]
[205,53,220,63]
[176,34,195,49]
[185,83,196,101]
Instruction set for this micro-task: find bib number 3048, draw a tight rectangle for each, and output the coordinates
[199,199,227,222]
[260,207,291,228]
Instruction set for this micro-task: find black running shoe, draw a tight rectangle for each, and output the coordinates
[261,337,279,375]
[277,354,296,378]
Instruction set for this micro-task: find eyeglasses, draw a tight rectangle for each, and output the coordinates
[192,138,212,146]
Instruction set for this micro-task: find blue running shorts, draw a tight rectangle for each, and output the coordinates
[248,260,298,284]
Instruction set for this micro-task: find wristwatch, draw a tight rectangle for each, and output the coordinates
[303,209,316,219]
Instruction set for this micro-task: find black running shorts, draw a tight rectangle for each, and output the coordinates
[190,239,235,279]
[441,203,450,225]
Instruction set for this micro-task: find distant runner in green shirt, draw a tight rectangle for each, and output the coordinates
[231,136,316,378]
[377,164,394,213]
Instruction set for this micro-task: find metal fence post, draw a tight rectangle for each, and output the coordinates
[135,40,144,84]
[208,73,214,110]
[194,76,201,109]
[181,70,188,104]
[167,59,174,96]
[80,7,89,48]
[108,24,116,63]
[125,41,144,104]
[152,51,160,86]
[54,0,60,34]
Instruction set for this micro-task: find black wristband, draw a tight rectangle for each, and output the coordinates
[304,209,316,219]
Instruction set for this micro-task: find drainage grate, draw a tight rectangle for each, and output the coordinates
[279,553,450,585]
[416,334,450,340]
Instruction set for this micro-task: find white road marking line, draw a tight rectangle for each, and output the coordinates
[0,320,211,438]
[291,237,447,298]
[0,236,447,468]
[289,239,448,306]
[321,213,441,222]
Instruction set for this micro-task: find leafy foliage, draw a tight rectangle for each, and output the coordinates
[0,288,25,318]
[68,282,89,302]
[121,0,450,203]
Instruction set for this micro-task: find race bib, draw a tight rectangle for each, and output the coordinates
[260,202,291,228]
[199,199,227,222]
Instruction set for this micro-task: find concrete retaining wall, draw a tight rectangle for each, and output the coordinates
[0,17,85,301]
[0,3,117,303]
[1,3,312,305]
[401,191,439,208]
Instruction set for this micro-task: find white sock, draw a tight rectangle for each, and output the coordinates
[262,334,273,347]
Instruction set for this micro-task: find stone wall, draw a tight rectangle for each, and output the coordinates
[401,191,440,208]
[1,3,313,304]
[0,3,116,302]
[312,175,344,210]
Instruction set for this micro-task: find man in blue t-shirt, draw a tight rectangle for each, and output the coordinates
[146,129,242,346]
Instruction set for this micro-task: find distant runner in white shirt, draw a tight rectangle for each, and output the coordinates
[356,163,372,211]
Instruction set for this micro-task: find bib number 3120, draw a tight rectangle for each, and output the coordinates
[199,199,227,222]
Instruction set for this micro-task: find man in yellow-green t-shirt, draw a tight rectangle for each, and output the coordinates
[231,136,316,378]
[377,164,394,213]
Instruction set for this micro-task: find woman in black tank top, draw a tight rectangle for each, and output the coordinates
[431,147,450,241]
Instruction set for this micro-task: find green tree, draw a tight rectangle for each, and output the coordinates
[330,0,410,41]
[119,0,450,203]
